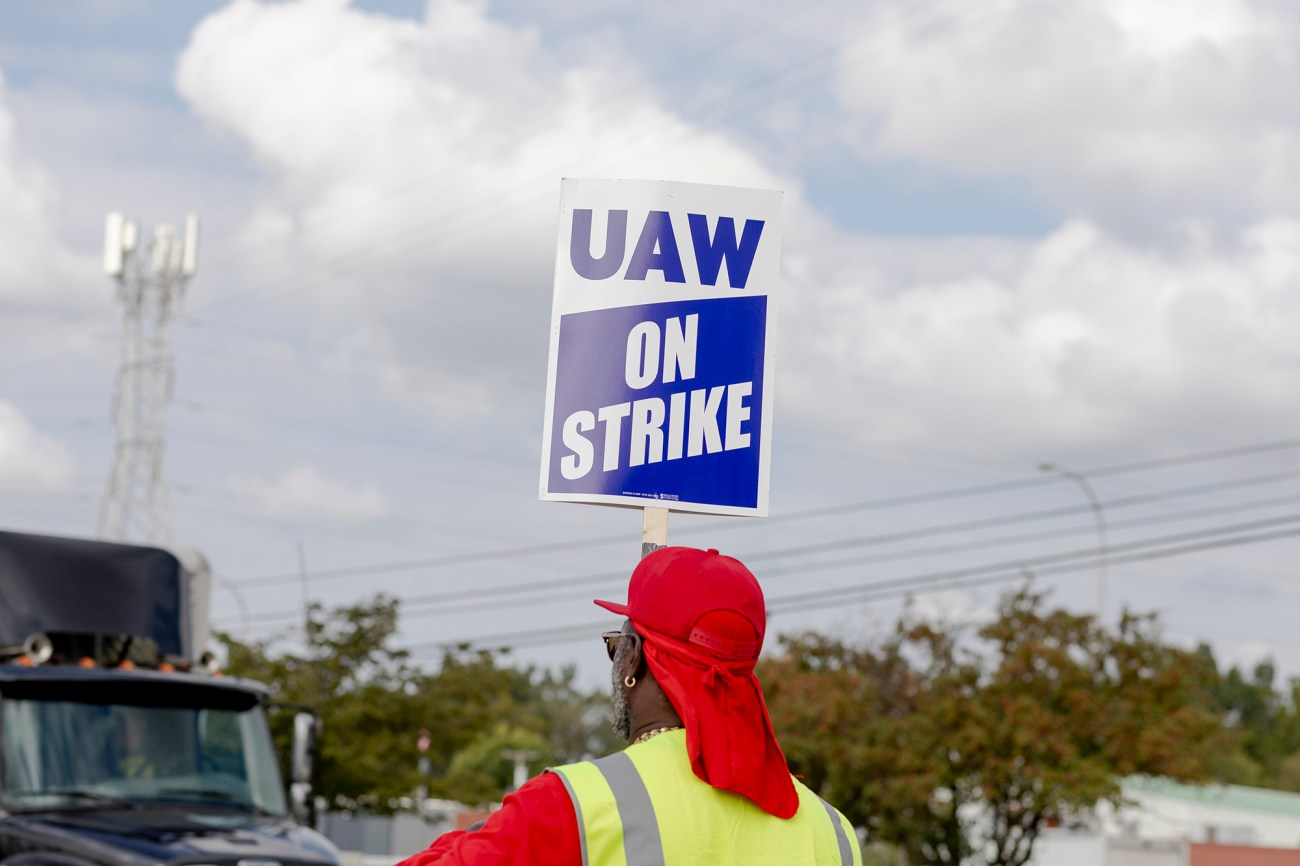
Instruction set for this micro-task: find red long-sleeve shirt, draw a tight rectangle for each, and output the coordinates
[394,772,581,866]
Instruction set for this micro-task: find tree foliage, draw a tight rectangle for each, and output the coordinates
[759,587,1222,866]
[216,595,618,812]
[215,586,1300,861]
[1197,645,1300,791]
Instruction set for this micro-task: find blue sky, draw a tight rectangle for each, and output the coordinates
[2,0,1299,687]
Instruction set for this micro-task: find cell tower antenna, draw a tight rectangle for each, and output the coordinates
[96,211,200,544]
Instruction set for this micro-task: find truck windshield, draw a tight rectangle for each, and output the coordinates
[0,696,287,815]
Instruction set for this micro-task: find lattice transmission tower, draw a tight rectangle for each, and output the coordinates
[96,212,199,544]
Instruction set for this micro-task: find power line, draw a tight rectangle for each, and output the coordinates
[229,442,1300,589]
[398,521,1300,654]
[172,328,537,392]
[764,513,1300,613]
[219,495,1300,633]
[376,491,1300,622]
[169,427,497,487]
[171,399,526,470]
[767,440,1300,525]
[0,330,118,380]
[182,0,845,312]
[170,481,526,548]
[187,0,988,324]
[171,499,465,554]
[738,468,1300,563]
[234,532,635,589]
[767,524,1300,616]
[0,488,101,503]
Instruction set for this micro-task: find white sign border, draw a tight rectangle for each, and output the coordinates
[538,177,782,518]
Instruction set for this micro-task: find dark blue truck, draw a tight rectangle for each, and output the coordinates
[0,530,341,866]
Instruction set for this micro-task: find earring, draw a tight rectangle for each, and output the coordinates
[624,675,636,689]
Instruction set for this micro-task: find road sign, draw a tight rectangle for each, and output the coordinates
[539,178,782,517]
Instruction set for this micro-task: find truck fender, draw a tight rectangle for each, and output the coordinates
[3,853,101,866]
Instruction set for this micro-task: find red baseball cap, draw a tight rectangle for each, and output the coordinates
[595,546,765,661]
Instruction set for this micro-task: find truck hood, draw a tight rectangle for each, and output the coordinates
[3,808,339,866]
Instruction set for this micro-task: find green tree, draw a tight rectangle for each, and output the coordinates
[218,595,428,810]
[435,723,555,806]
[217,595,616,812]
[1197,645,1300,792]
[760,588,1222,866]
[533,665,624,764]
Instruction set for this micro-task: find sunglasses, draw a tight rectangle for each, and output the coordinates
[602,630,641,661]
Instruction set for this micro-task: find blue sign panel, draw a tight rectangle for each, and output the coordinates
[545,296,767,509]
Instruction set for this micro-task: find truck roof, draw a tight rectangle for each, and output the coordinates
[0,529,201,660]
[0,663,271,708]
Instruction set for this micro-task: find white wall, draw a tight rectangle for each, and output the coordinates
[1115,783,1300,849]
[1029,830,1106,866]
[1028,830,1185,866]
[1107,838,1186,866]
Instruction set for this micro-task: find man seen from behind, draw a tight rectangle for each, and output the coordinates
[395,545,861,865]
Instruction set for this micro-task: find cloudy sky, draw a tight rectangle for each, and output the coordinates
[2,0,1299,686]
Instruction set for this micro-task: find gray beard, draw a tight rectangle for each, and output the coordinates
[609,665,632,741]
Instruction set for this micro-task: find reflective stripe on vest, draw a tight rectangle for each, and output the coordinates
[817,795,855,866]
[551,732,858,866]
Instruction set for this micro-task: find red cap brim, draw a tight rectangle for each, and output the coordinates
[594,598,629,616]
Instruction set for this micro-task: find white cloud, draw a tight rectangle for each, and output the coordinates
[170,0,1300,465]
[0,73,91,305]
[0,70,122,373]
[174,0,803,423]
[835,0,1300,220]
[228,465,389,521]
[782,217,1300,458]
[0,401,78,489]
[0,74,61,298]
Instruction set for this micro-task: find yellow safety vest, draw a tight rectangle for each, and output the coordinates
[549,730,860,866]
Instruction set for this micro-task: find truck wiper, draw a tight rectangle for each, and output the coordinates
[8,789,139,810]
[151,788,274,814]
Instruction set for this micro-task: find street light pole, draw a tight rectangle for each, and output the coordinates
[1038,461,1109,623]
[501,749,539,793]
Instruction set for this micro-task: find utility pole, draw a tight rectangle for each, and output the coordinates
[96,212,199,545]
[1038,460,1109,623]
[416,728,432,814]
[297,541,312,628]
[500,749,539,793]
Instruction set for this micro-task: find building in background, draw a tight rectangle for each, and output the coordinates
[1031,778,1300,866]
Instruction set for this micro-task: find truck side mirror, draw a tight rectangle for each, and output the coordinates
[290,711,318,825]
